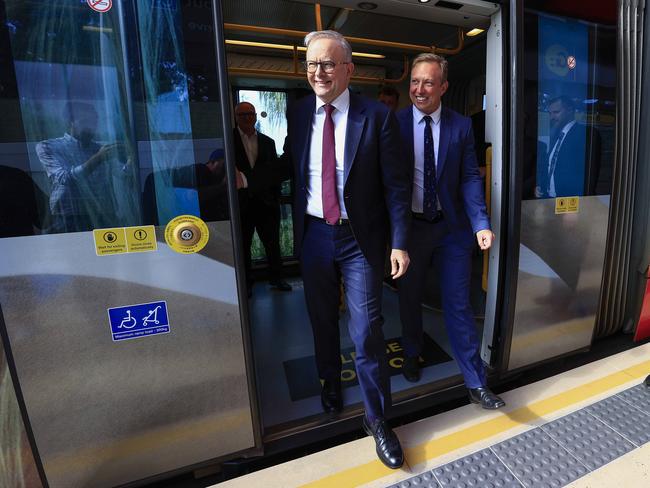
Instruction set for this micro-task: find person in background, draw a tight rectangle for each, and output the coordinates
[378,85,400,112]
[233,101,292,297]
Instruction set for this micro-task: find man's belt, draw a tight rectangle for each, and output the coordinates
[411,210,444,223]
[307,214,350,226]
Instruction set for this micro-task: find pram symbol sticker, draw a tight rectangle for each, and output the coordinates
[108,301,170,341]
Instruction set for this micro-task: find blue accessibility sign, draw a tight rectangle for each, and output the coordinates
[107,301,170,342]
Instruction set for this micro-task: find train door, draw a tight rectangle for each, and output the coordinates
[222,0,504,436]
[0,1,260,487]
[502,7,617,371]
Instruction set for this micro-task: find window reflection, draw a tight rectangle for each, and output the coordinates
[35,102,136,232]
[523,13,615,200]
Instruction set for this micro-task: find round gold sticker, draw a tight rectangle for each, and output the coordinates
[164,215,209,254]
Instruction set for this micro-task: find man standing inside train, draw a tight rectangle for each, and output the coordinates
[396,53,505,410]
[233,101,292,297]
[284,30,411,469]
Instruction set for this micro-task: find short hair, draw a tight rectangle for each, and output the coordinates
[411,53,449,83]
[304,30,352,62]
[548,95,575,112]
[379,85,400,101]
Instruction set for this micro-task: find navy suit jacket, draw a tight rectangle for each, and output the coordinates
[396,105,490,237]
[537,122,602,198]
[285,91,411,264]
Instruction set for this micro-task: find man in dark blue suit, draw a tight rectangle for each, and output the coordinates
[396,53,505,410]
[284,30,411,468]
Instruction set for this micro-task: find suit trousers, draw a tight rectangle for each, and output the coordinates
[241,199,283,285]
[397,218,486,389]
[301,216,390,421]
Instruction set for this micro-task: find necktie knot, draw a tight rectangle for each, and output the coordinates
[324,103,335,116]
[423,115,432,126]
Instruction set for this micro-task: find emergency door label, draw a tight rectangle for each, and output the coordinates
[108,301,170,342]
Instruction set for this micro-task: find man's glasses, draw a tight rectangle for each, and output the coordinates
[303,60,350,73]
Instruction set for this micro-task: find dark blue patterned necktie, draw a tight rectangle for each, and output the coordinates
[423,115,437,220]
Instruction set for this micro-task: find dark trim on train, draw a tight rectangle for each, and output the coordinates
[495,0,525,374]
[210,0,264,457]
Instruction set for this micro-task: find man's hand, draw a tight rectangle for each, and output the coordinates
[390,249,410,279]
[476,229,494,250]
[235,168,245,189]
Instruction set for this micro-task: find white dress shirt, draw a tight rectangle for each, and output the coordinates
[411,104,441,213]
[306,89,350,219]
[547,120,575,197]
[237,126,258,168]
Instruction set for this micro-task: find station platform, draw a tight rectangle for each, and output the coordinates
[216,342,650,488]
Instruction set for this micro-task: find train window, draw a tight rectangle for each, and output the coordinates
[509,10,617,370]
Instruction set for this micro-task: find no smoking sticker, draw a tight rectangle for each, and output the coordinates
[87,0,112,13]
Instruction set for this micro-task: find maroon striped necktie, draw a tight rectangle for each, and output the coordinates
[322,103,340,224]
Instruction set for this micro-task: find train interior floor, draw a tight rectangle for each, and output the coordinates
[249,277,474,428]
[216,341,650,488]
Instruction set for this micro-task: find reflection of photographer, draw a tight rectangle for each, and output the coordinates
[36,102,129,232]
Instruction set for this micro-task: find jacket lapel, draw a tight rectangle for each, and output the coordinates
[436,107,451,180]
[297,96,315,186]
[344,92,366,184]
[398,108,415,169]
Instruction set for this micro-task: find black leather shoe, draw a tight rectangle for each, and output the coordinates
[320,381,342,414]
[270,280,292,291]
[645,375,650,387]
[402,356,421,382]
[363,416,404,469]
[468,386,505,409]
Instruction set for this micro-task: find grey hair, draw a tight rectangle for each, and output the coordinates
[304,30,352,62]
[412,53,449,83]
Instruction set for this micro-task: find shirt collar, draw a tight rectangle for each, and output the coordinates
[315,89,350,114]
[413,103,442,125]
[560,120,576,135]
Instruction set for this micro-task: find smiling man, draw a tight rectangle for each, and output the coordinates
[395,53,505,410]
[283,30,411,469]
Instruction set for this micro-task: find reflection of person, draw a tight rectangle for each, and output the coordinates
[233,102,291,295]
[35,102,126,232]
[396,53,505,410]
[284,30,410,469]
[536,96,601,198]
[378,85,400,111]
[0,165,48,237]
[171,148,231,222]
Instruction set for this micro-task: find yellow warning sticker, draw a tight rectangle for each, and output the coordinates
[125,225,157,253]
[555,196,579,214]
[164,215,209,254]
[93,228,127,256]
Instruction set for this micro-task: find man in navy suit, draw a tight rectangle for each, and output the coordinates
[284,30,411,468]
[396,53,505,410]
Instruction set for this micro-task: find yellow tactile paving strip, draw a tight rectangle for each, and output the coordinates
[215,343,650,488]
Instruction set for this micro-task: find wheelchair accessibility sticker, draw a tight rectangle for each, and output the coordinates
[108,301,170,342]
